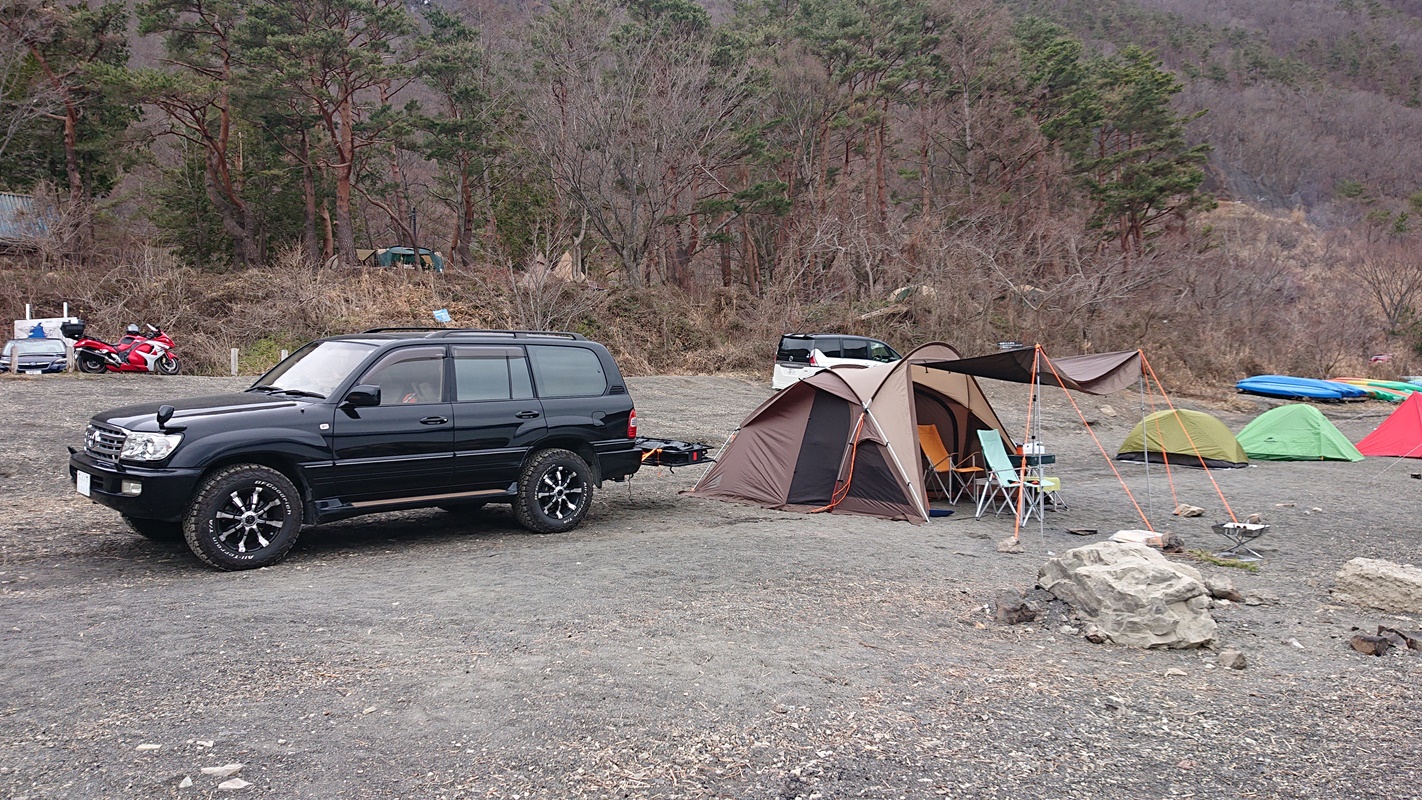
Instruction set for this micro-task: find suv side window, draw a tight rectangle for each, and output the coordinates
[815,338,843,358]
[452,346,534,401]
[527,345,607,398]
[867,340,898,362]
[360,346,446,405]
[841,338,870,360]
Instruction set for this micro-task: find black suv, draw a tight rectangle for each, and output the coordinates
[69,329,641,570]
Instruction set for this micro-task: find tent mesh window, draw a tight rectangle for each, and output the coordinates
[787,391,852,505]
[844,442,912,505]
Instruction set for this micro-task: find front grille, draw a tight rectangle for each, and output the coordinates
[85,423,126,461]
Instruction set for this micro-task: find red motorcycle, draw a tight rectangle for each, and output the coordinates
[71,322,181,375]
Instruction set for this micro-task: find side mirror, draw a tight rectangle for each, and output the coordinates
[342,384,381,407]
[156,404,175,429]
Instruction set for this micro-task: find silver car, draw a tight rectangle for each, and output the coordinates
[1,338,68,374]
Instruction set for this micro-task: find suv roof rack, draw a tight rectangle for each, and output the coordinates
[359,327,586,340]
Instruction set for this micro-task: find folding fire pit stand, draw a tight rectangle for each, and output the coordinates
[1211,522,1269,562]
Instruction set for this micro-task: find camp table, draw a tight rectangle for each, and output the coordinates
[1008,452,1055,474]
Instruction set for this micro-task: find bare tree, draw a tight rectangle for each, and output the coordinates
[521,0,755,289]
[1341,236,1422,333]
[0,8,59,162]
[137,0,261,265]
[0,0,130,204]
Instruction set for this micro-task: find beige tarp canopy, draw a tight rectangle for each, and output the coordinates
[907,346,1142,395]
[689,343,1144,524]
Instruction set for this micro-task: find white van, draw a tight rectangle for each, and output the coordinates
[772,334,901,390]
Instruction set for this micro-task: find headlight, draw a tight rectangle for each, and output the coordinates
[120,431,184,461]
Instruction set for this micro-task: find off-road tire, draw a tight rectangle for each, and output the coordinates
[183,464,303,570]
[514,449,593,534]
[123,514,183,541]
[77,353,106,374]
[156,354,180,375]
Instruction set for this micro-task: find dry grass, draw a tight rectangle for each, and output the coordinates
[1,210,1414,386]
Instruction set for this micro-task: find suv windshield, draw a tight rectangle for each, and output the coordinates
[251,340,376,399]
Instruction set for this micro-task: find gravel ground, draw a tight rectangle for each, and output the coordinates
[1,372,1419,799]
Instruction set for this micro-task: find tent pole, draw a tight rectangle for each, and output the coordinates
[864,406,931,522]
[690,429,737,492]
[1138,371,1152,521]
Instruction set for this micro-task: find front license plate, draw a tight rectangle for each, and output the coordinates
[76,470,91,497]
[23,370,39,375]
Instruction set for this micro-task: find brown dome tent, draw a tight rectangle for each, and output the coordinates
[688,344,1011,523]
[689,343,1144,524]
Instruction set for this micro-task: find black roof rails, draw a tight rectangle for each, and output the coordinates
[359,327,586,340]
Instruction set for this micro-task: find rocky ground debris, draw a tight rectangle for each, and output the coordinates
[0,374,1419,798]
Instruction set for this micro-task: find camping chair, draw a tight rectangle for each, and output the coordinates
[1038,476,1067,511]
[974,429,1050,523]
[919,424,982,504]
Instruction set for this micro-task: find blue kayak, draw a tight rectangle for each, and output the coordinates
[1236,375,1368,401]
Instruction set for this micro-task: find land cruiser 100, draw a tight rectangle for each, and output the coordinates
[69,328,641,570]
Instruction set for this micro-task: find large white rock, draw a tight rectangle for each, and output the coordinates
[1333,558,1422,614]
[1038,541,1217,649]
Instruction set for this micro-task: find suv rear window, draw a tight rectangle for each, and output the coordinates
[777,336,813,364]
[528,345,607,398]
[452,346,534,401]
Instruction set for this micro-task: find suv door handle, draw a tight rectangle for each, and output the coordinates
[515,410,541,419]
[419,416,449,425]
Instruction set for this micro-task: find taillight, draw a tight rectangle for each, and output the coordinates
[808,353,818,366]
[627,408,637,439]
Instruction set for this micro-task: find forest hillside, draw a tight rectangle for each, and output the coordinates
[1,0,1419,384]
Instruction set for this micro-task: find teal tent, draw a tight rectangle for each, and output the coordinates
[359,246,445,273]
[1236,404,1363,462]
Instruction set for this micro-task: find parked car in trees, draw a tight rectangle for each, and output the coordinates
[771,334,901,390]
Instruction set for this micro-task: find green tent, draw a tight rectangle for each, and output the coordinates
[1236,403,1363,461]
[1117,409,1249,469]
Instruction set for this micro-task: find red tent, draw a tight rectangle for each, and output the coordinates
[1357,391,1422,458]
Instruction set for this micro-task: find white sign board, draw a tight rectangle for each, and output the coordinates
[13,317,81,343]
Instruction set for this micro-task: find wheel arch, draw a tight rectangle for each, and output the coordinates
[196,453,316,524]
[523,437,600,484]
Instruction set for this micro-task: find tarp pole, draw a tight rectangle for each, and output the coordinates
[1138,368,1152,521]
[1011,348,1041,541]
[1035,349,1045,543]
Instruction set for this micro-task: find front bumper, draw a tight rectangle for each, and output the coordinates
[69,450,203,522]
[0,360,67,373]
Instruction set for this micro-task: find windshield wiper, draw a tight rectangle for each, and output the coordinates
[249,384,325,399]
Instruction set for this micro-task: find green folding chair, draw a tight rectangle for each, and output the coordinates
[975,429,1049,523]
